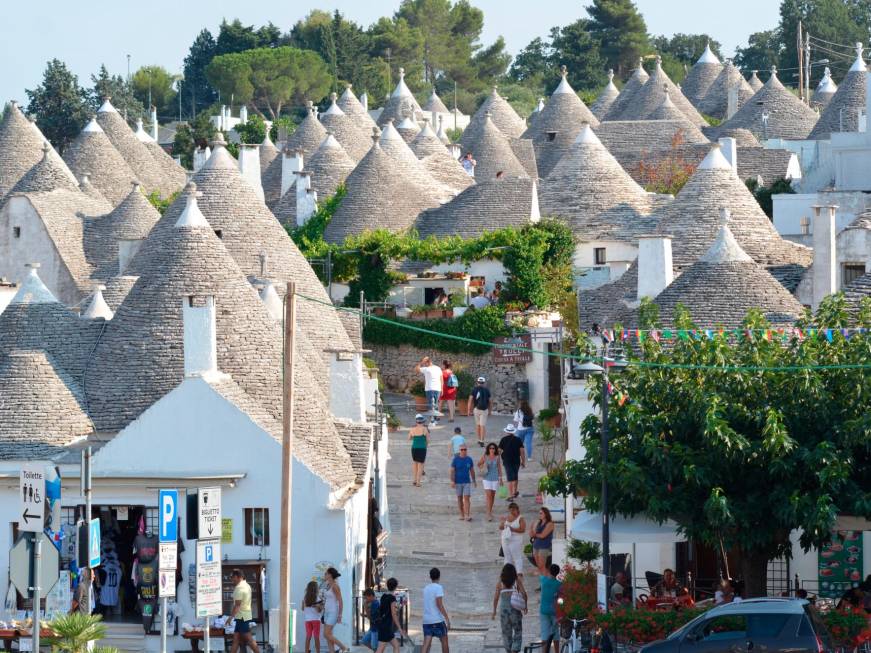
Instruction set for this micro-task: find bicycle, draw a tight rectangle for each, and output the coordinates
[559,616,593,653]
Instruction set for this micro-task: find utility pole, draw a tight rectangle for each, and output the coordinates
[805,32,812,106]
[80,448,93,615]
[797,21,804,102]
[278,282,297,653]
[31,537,42,653]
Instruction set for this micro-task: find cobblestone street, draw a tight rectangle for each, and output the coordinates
[383,394,547,653]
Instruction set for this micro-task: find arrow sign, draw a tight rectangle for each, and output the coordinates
[19,465,45,533]
[197,488,221,543]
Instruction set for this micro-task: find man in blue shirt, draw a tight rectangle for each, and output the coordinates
[450,445,476,521]
[361,588,380,650]
[449,427,466,456]
[540,564,563,653]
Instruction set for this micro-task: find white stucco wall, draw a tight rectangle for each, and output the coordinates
[773,192,868,237]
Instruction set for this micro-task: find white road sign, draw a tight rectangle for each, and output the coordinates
[198,488,221,540]
[19,465,45,532]
[159,542,177,571]
[196,540,222,617]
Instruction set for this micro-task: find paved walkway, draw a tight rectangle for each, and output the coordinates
[383,394,547,653]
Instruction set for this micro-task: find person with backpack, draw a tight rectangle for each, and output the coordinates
[361,588,380,650]
[512,400,535,463]
[441,361,458,422]
[375,578,407,653]
[467,377,492,447]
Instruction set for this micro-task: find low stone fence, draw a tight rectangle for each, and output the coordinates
[365,342,526,413]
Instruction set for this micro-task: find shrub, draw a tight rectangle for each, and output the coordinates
[566,538,601,564]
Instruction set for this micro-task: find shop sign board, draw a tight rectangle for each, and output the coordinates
[197,488,221,539]
[19,465,45,532]
[493,334,533,364]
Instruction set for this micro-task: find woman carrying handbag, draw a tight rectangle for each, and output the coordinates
[491,563,527,653]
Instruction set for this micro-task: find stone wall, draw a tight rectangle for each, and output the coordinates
[366,342,526,413]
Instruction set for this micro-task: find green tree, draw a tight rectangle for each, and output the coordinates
[550,20,608,92]
[90,65,145,122]
[651,33,722,66]
[214,19,282,56]
[368,16,426,96]
[46,612,107,653]
[181,29,218,116]
[734,29,783,74]
[206,47,332,119]
[172,111,217,169]
[542,296,871,597]
[508,37,553,90]
[25,59,90,153]
[585,0,650,78]
[233,114,267,144]
[131,66,178,116]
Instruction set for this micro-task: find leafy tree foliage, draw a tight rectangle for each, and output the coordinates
[233,115,267,144]
[206,47,331,119]
[215,19,282,55]
[745,177,796,219]
[172,111,217,169]
[131,66,178,116]
[541,296,871,597]
[181,29,218,116]
[651,33,722,66]
[585,0,650,78]
[25,59,90,153]
[734,30,782,75]
[90,65,145,122]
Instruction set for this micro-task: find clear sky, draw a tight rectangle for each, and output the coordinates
[0,0,782,103]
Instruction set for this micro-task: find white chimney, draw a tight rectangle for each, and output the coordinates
[726,87,739,119]
[811,205,838,310]
[360,92,369,112]
[238,144,264,200]
[239,105,248,123]
[82,285,113,320]
[193,146,211,172]
[866,71,871,129]
[637,235,674,300]
[281,149,303,197]
[529,181,541,223]
[718,137,737,173]
[328,351,367,422]
[295,171,318,226]
[151,106,158,142]
[183,295,218,378]
[219,105,227,131]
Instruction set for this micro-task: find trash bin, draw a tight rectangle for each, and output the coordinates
[515,381,529,401]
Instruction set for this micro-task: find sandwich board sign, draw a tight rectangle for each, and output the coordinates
[19,465,45,533]
[197,488,221,540]
[195,540,222,617]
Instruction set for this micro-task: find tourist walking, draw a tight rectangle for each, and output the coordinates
[461,152,476,176]
[529,508,555,575]
[415,356,443,423]
[361,588,380,650]
[468,376,492,446]
[478,443,503,521]
[322,567,348,653]
[441,361,458,421]
[302,580,322,653]
[449,427,465,456]
[375,578,407,653]
[409,414,430,487]
[513,400,535,462]
[499,503,526,576]
[498,425,526,499]
[229,569,261,653]
[450,443,476,521]
[539,564,562,653]
[421,568,451,653]
[491,563,527,653]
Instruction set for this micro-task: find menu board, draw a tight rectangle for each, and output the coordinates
[817,530,863,598]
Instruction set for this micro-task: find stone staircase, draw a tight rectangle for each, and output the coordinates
[98,621,146,653]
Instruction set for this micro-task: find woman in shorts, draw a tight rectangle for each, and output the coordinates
[408,414,429,487]
[478,442,503,521]
[322,567,348,653]
[529,507,555,575]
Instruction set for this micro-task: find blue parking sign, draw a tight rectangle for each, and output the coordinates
[88,518,101,567]
[159,489,178,543]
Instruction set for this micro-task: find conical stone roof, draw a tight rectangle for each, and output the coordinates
[539,124,655,241]
[63,118,138,206]
[128,142,354,367]
[616,56,708,126]
[716,127,760,147]
[96,99,178,197]
[0,349,94,458]
[423,89,450,114]
[337,85,377,133]
[648,91,708,140]
[812,66,838,108]
[590,70,620,120]
[78,173,110,205]
[320,93,371,162]
[698,60,756,120]
[681,44,723,108]
[84,188,288,432]
[748,71,763,91]
[379,121,452,199]
[522,66,599,178]
[410,121,473,193]
[653,145,812,277]
[259,133,282,208]
[0,102,47,199]
[396,115,421,143]
[716,67,819,140]
[642,218,805,328]
[377,68,423,127]
[323,138,441,244]
[605,59,649,120]
[134,118,187,189]
[463,87,527,143]
[810,47,867,139]
[11,142,80,194]
[415,177,538,239]
[285,102,327,159]
[461,113,528,181]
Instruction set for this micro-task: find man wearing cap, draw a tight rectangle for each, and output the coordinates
[415,356,443,424]
[450,443,476,521]
[467,376,492,446]
[498,424,526,500]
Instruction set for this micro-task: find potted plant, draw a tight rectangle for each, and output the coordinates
[536,418,562,472]
[409,304,430,321]
[409,379,427,409]
[566,538,602,565]
[538,406,561,428]
[372,305,397,318]
[385,405,401,431]
[449,293,467,317]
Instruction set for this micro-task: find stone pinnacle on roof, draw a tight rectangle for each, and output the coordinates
[604,58,650,120]
[810,44,867,139]
[11,263,57,305]
[590,69,621,120]
[377,67,423,127]
[11,141,80,194]
[337,84,377,132]
[284,101,328,159]
[748,70,763,91]
[82,284,114,320]
[174,182,210,228]
[0,100,51,199]
[681,43,723,109]
[700,209,753,263]
[134,118,155,143]
[319,93,371,162]
[436,115,451,144]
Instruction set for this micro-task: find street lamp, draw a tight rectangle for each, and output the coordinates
[573,339,627,612]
